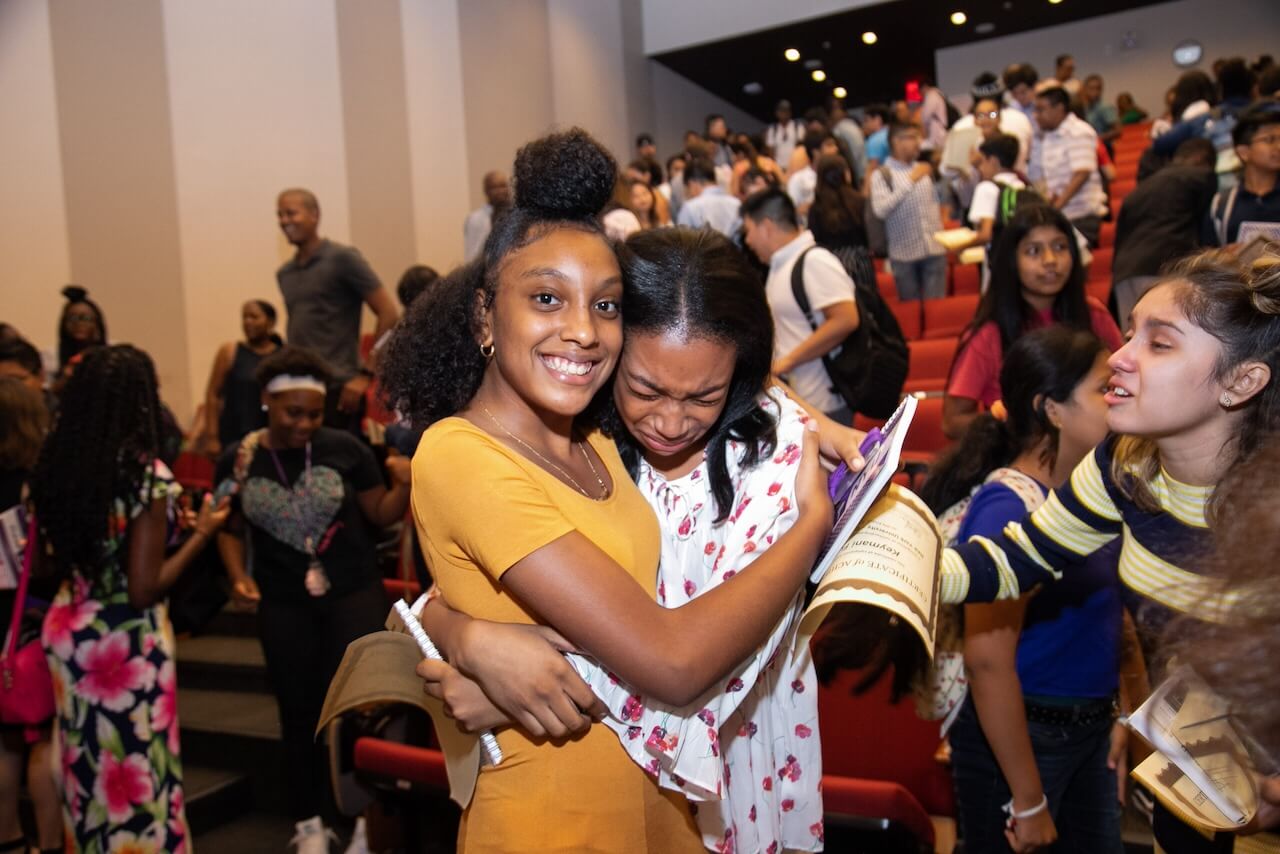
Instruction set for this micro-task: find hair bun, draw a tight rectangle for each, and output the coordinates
[62,285,88,303]
[513,127,616,219]
[1247,255,1280,316]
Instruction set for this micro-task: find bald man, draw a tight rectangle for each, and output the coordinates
[275,188,399,429]
[463,170,511,261]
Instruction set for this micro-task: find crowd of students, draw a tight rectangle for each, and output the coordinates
[2,44,1280,854]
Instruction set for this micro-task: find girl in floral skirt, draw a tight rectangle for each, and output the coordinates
[31,345,228,853]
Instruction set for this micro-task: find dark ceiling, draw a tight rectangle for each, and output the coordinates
[652,0,1169,122]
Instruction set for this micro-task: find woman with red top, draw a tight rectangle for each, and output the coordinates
[943,204,1123,438]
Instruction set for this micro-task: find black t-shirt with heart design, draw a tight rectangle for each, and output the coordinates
[217,427,384,603]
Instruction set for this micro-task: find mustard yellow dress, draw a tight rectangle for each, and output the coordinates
[412,417,704,854]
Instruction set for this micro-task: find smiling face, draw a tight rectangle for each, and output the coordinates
[276,192,319,248]
[480,227,623,422]
[63,302,101,344]
[264,388,325,449]
[1016,225,1074,311]
[974,99,1001,137]
[613,331,736,476]
[1105,282,1230,440]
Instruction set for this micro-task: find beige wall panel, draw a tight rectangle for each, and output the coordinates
[47,0,192,415]
[335,0,418,291]
[458,0,555,211]
[0,0,71,358]
[548,0,632,161]
[399,0,472,270]
[162,0,351,415]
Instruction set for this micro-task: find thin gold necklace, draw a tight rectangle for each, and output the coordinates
[481,405,608,499]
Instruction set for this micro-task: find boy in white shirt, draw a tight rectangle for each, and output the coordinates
[963,134,1027,250]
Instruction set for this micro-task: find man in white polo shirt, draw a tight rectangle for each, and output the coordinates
[1030,85,1107,246]
[741,188,860,422]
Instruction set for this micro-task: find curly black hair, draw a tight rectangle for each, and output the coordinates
[587,227,777,522]
[30,345,163,582]
[379,127,616,428]
[255,345,333,389]
[57,285,107,369]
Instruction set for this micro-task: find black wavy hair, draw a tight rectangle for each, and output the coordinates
[58,285,107,369]
[810,153,865,238]
[379,127,615,428]
[31,345,163,582]
[922,326,1107,514]
[589,227,777,522]
[953,203,1090,371]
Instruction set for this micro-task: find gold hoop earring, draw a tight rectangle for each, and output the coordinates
[480,342,495,359]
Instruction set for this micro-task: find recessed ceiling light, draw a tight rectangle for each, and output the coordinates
[862,31,878,45]
[950,11,967,24]
[975,21,995,33]
[833,86,848,99]
[784,48,801,61]
[812,69,827,82]
[1048,0,1063,4]
[743,82,764,95]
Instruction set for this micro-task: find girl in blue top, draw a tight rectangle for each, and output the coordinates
[923,327,1123,853]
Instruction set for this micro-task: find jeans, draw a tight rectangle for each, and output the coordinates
[258,578,387,820]
[1071,214,1103,248]
[891,254,947,301]
[949,696,1124,854]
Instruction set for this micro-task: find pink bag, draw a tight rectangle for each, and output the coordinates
[0,516,55,725]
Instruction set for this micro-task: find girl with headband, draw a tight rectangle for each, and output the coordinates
[213,346,411,851]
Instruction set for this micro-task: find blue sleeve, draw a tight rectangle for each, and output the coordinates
[1152,115,1205,156]
[956,482,1041,542]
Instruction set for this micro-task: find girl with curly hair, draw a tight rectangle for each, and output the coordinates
[380,128,842,853]
[939,252,1280,852]
[31,345,228,852]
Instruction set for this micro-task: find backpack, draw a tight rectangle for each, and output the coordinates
[987,182,1046,251]
[864,166,892,257]
[790,246,909,419]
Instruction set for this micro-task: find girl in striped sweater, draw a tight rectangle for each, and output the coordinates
[940,251,1280,852]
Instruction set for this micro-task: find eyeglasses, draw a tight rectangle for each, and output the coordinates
[65,312,97,324]
[976,110,1000,120]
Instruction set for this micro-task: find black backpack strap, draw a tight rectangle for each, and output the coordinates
[790,247,820,332]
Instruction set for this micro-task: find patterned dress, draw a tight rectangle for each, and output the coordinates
[567,391,824,854]
[41,461,188,854]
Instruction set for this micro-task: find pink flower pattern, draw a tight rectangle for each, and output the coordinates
[41,460,188,853]
[566,392,822,852]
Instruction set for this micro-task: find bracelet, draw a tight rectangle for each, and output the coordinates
[1002,794,1049,827]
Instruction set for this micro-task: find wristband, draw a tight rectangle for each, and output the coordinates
[1002,794,1048,829]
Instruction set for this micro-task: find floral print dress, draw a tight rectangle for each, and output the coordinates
[567,391,824,854]
[41,461,188,854]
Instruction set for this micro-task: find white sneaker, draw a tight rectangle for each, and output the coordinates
[290,816,338,854]
[343,817,370,854]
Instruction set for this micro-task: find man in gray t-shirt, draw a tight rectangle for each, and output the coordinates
[275,188,399,425]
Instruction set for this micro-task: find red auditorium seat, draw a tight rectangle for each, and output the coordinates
[901,395,950,459]
[383,578,422,603]
[1114,163,1139,182]
[875,270,898,303]
[1088,279,1113,305]
[906,338,958,393]
[922,294,979,340]
[822,777,936,849]
[1099,220,1117,249]
[951,263,980,296]
[816,666,955,818]
[1087,246,1114,280]
[172,452,215,492]
[353,737,449,791]
[890,301,923,341]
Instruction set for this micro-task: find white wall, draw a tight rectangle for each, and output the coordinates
[162,0,352,414]
[550,0,633,161]
[641,0,883,55]
[936,0,1280,117]
[649,63,765,158]
[0,0,71,360]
